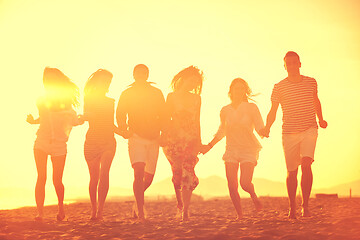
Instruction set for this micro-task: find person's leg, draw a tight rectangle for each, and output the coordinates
[240,162,262,211]
[225,162,242,219]
[300,157,313,217]
[86,159,100,220]
[143,172,154,192]
[170,164,183,212]
[51,154,66,221]
[34,149,48,220]
[299,128,317,217]
[132,162,146,220]
[181,187,192,221]
[287,168,298,219]
[97,150,115,219]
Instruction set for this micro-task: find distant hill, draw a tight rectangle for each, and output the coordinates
[312,179,360,197]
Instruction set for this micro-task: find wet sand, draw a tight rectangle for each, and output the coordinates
[1,197,359,240]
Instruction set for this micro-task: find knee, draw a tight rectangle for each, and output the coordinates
[287,170,297,180]
[37,174,47,185]
[52,177,63,188]
[145,176,154,186]
[301,157,313,169]
[240,180,252,192]
[227,180,238,192]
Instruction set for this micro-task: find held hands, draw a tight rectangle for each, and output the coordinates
[258,127,270,138]
[120,129,133,139]
[319,119,328,129]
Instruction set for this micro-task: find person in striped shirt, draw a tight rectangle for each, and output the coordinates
[260,51,327,219]
[83,69,118,221]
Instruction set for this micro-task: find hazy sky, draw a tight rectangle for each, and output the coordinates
[1,0,359,207]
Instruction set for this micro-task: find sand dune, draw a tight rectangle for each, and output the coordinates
[1,197,359,240]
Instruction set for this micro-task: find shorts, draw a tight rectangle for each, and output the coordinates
[282,127,318,171]
[222,148,259,166]
[34,138,67,157]
[84,138,116,163]
[128,134,159,175]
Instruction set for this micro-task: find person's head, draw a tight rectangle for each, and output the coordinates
[284,51,301,75]
[228,78,254,102]
[133,64,149,82]
[84,69,113,98]
[171,66,203,95]
[42,67,80,108]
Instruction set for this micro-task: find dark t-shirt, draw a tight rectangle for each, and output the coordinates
[116,82,166,140]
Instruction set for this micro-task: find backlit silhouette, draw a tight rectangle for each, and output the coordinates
[259,51,328,219]
[26,67,83,221]
[116,64,167,221]
[83,69,118,220]
[162,66,203,221]
[201,78,264,220]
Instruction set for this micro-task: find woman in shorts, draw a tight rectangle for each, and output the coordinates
[83,69,118,220]
[27,67,82,221]
[201,78,264,220]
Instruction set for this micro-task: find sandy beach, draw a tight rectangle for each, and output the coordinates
[0,197,359,240]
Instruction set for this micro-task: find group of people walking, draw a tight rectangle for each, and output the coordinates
[27,51,327,222]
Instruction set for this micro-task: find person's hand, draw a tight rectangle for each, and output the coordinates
[319,120,328,129]
[26,114,35,124]
[259,127,270,138]
[121,130,133,139]
[199,144,212,155]
[77,115,85,125]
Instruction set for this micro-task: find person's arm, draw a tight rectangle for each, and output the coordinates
[116,92,132,139]
[195,95,202,146]
[259,101,279,138]
[200,108,226,154]
[314,92,327,128]
[252,104,265,138]
[26,114,40,124]
[159,93,173,147]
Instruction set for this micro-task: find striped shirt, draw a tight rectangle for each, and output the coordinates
[84,96,116,145]
[271,75,318,134]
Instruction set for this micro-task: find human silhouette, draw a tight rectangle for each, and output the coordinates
[27,67,83,221]
[201,78,264,220]
[162,66,203,221]
[259,51,327,219]
[83,69,118,220]
[116,64,167,221]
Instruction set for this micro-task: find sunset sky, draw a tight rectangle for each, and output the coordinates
[1,0,359,209]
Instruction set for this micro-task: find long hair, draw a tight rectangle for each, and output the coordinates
[84,69,113,99]
[171,66,203,95]
[228,78,256,102]
[42,67,80,109]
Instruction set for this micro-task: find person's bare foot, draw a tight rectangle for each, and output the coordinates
[132,203,138,219]
[253,198,263,212]
[56,213,65,221]
[288,209,296,219]
[235,215,243,221]
[176,206,183,219]
[301,207,311,217]
[182,211,189,221]
[34,215,43,222]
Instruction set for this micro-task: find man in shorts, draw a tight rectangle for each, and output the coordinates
[260,51,327,219]
[116,64,167,221]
